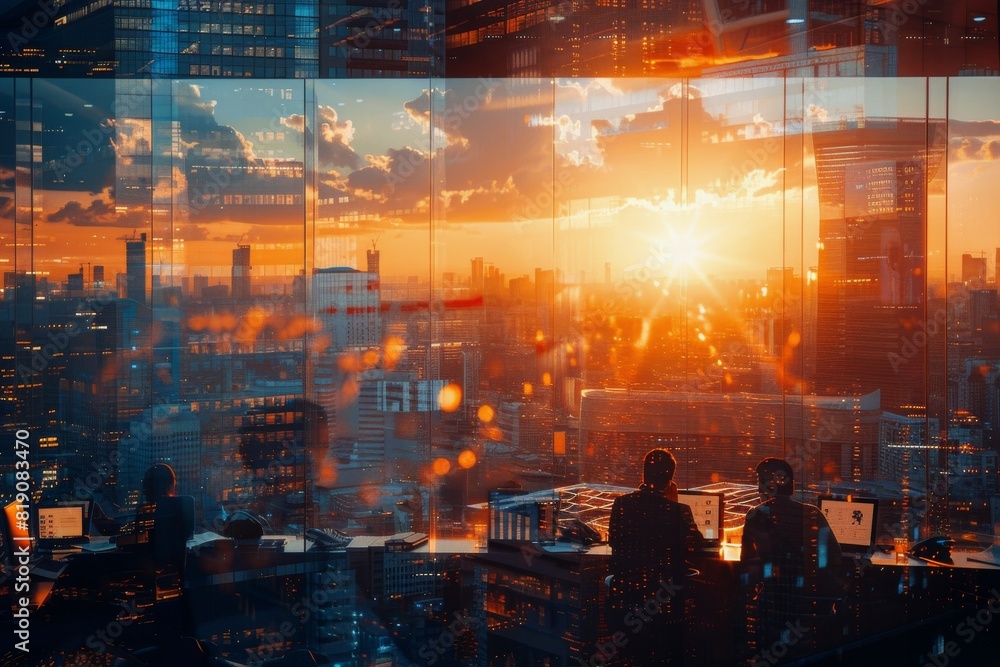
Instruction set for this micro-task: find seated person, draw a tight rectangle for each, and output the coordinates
[140,463,195,575]
[741,458,845,655]
[608,449,705,666]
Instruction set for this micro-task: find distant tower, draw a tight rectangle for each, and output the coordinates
[123,232,147,307]
[471,257,484,294]
[962,253,987,289]
[232,243,252,300]
[366,238,380,276]
[93,265,105,285]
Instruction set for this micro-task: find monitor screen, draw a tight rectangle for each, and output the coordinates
[37,506,85,540]
[677,491,724,542]
[819,496,878,549]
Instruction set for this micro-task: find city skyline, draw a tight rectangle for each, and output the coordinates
[3,2,1000,666]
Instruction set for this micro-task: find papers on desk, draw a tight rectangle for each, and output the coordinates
[187,530,226,548]
[81,538,117,552]
[31,556,69,579]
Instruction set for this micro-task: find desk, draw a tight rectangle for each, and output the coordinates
[870,550,1000,569]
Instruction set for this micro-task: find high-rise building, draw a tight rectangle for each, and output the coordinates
[470,257,484,295]
[117,404,203,510]
[812,119,946,413]
[232,243,251,301]
[0,0,447,78]
[124,232,147,308]
[312,267,382,350]
[579,389,882,489]
[963,253,988,288]
[320,0,445,77]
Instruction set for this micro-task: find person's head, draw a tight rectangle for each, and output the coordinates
[754,458,794,499]
[642,449,677,491]
[142,463,177,502]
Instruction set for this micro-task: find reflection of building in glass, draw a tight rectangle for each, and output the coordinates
[313,267,382,350]
[118,404,202,510]
[963,252,988,288]
[446,0,707,77]
[580,388,881,488]
[0,0,321,78]
[471,540,609,666]
[124,232,148,307]
[879,411,937,485]
[443,0,998,78]
[231,243,251,301]
[813,119,946,414]
[185,550,358,665]
[320,0,445,77]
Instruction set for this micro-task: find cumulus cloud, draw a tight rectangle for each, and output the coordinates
[345,146,430,208]
[556,78,625,100]
[535,115,582,142]
[109,118,152,166]
[175,83,258,165]
[281,105,362,169]
[403,88,468,148]
[806,104,829,122]
[948,120,1000,161]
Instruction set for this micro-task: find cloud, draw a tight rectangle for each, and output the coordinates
[806,104,829,122]
[346,146,430,208]
[108,118,152,166]
[556,79,625,101]
[950,136,1000,161]
[403,88,467,148]
[46,195,149,228]
[535,115,582,142]
[175,83,258,165]
[182,225,213,241]
[281,105,362,169]
[948,120,1000,161]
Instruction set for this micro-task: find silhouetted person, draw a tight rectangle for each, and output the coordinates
[608,449,704,666]
[140,463,195,642]
[741,458,844,659]
[142,463,195,574]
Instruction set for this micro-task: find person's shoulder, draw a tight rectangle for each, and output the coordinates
[664,497,691,513]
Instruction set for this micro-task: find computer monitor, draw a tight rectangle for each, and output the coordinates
[36,505,86,542]
[677,490,725,544]
[818,496,878,551]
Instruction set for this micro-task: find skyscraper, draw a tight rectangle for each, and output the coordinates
[125,232,147,308]
[963,253,988,288]
[232,243,251,301]
[812,119,946,413]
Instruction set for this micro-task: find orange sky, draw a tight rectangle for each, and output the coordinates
[16,78,1000,290]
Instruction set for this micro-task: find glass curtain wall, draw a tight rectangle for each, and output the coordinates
[3,76,999,548]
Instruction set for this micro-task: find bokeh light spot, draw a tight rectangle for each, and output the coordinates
[438,383,462,412]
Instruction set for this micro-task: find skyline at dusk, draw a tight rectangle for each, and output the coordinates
[4,1,1000,666]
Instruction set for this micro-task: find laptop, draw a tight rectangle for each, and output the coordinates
[36,503,93,551]
[818,495,879,555]
[2,501,71,581]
